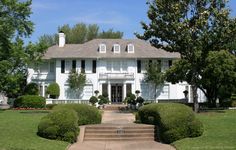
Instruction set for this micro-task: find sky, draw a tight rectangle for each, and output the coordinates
[27,0,236,43]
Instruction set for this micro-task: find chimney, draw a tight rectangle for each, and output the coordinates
[59,31,65,47]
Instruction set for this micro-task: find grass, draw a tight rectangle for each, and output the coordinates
[0,110,69,150]
[173,110,236,150]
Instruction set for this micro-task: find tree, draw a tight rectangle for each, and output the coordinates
[137,0,236,112]
[144,61,164,99]
[67,70,86,92]
[38,23,123,47]
[0,0,33,98]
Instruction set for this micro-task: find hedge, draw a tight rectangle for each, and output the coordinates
[24,83,39,95]
[14,95,46,108]
[37,109,79,143]
[137,103,203,143]
[46,82,60,99]
[53,104,102,125]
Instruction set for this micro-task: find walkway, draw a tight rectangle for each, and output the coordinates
[68,109,175,150]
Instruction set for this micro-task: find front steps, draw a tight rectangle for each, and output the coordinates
[83,124,155,141]
[103,104,127,111]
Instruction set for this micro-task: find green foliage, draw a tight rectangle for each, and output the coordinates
[53,104,102,126]
[67,70,86,91]
[138,0,236,111]
[98,95,109,105]
[38,109,79,143]
[0,0,34,98]
[14,95,46,108]
[125,93,136,105]
[24,83,39,95]
[98,29,123,39]
[46,104,58,110]
[89,96,98,105]
[138,103,203,143]
[46,82,60,99]
[136,96,145,104]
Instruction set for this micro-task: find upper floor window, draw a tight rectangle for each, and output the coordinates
[61,60,65,73]
[99,44,106,53]
[137,60,141,73]
[49,61,55,73]
[127,44,134,53]
[168,60,172,67]
[113,44,120,53]
[92,60,96,73]
[72,60,76,71]
[81,60,85,73]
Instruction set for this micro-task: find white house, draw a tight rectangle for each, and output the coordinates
[27,32,206,104]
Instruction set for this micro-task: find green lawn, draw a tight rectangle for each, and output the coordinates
[0,110,69,150]
[173,110,236,150]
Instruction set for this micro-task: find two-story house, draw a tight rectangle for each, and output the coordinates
[27,32,206,104]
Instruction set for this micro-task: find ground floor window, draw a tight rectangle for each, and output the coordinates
[126,83,132,96]
[102,84,108,95]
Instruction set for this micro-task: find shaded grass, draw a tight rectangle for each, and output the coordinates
[0,110,68,150]
[173,110,236,150]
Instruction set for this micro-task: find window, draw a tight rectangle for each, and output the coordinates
[107,61,112,72]
[81,60,85,73]
[102,84,108,95]
[49,61,55,73]
[99,44,106,53]
[72,60,76,71]
[65,60,71,73]
[162,60,169,71]
[126,84,132,96]
[122,61,127,72]
[61,60,65,73]
[169,60,172,67]
[137,60,141,73]
[92,60,96,73]
[39,62,48,73]
[113,61,120,72]
[127,44,134,53]
[113,44,120,53]
[44,86,48,98]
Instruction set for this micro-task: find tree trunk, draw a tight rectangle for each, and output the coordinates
[192,85,199,113]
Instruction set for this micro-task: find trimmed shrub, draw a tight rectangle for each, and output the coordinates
[138,103,203,143]
[24,83,39,95]
[126,93,136,105]
[38,109,79,143]
[136,96,145,104]
[46,104,58,110]
[53,104,102,125]
[47,82,60,99]
[14,95,46,108]
[89,96,98,105]
[98,95,109,105]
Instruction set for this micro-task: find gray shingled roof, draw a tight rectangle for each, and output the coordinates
[42,39,180,59]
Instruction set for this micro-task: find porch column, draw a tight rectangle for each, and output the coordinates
[42,82,45,97]
[123,83,126,101]
[108,82,111,104]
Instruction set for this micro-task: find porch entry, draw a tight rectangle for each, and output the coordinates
[111,84,123,103]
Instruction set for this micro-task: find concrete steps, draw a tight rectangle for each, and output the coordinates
[83,124,155,141]
[103,104,127,111]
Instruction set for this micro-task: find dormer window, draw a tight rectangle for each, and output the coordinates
[113,44,120,53]
[99,44,106,53]
[128,44,134,53]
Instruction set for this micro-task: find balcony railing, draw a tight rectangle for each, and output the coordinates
[99,73,134,79]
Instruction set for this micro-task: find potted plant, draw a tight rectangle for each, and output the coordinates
[89,96,98,106]
[98,95,109,109]
[136,96,145,108]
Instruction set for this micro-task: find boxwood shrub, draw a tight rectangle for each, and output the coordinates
[46,82,60,99]
[24,83,39,95]
[53,104,102,125]
[38,109,79,143]
[138,103,203,143]
[14,95,46,108]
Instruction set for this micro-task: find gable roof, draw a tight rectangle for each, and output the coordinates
[42,39,180,59]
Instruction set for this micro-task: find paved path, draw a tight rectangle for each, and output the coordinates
[68,110,175,150]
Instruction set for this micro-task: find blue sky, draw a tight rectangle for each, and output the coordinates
[28,0,236,43]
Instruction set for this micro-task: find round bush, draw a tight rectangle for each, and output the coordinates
[14,95,46,108]
[136,96,145,104]
[89,96,98,105]
[46,104,58,110]
[98,95,109,105]
[47,82,60,99]
[24,83,39,95]
[53,104,102,126]
[38,109,79,143]
[138,103,203,143]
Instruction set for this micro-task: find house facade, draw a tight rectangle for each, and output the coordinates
[27,33,206,104]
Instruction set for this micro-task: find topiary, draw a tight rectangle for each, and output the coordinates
[37,109,79,143]
[47,82,60,99]
[89,96,98,106]
[98,95,109,105]
[136,96,145,104]
[24,83,39,95]
[53,104,102,125]
[138,103,203,143]
[14,95,46,108]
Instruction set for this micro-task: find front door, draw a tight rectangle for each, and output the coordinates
[111,84,123,103]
